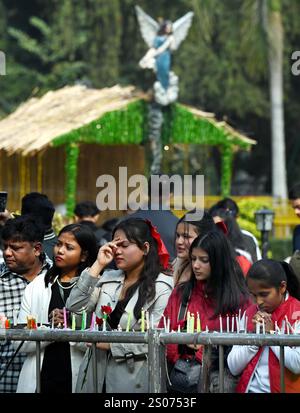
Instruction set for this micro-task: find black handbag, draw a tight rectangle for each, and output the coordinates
[167,290,201,393]
[169,357,201,393]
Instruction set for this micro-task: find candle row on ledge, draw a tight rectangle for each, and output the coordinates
[2,308,299,336]
[0,311,18,329]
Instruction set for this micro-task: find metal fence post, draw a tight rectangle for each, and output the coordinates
[148,328,165,393]
[218,345,224,393]
[35,341,41,393]
[280,346,285,393]
[92,343,98,393]
[200,344,212,393]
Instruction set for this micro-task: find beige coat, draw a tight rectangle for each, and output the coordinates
[66,268,173,393]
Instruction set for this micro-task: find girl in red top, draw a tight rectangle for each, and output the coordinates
[161,230,251,392]
[228,259,300,393]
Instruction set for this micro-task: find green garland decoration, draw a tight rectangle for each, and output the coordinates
[65,142,79,217]
[52,100,147,147]
[220,144,233,197]
[164,104,250,149]
[161,103,250,196]
[52,99,251,210]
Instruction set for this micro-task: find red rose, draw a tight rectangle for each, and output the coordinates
[101,305,112,315]
[96,316,103,326]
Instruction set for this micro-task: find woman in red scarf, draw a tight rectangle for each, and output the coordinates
[160,230,251,392]
[228,259,300,393]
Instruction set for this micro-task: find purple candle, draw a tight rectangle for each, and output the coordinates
[63,307,67,329]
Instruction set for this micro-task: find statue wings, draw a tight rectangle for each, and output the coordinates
[135,5,159,48]
[135,5,194,50]
[172,11,194,50]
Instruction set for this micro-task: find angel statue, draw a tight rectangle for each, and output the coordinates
[135,5,194,106]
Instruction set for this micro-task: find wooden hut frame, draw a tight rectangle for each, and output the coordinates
[0,84,256,216]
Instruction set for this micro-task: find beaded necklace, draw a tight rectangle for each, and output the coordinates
[53,275,77,305]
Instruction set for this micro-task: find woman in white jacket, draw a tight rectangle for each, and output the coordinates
[16,223,98,393]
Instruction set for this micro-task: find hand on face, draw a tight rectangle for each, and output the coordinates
[96,238,123,267]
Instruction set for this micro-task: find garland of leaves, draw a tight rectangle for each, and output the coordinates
[161,104,250,196]
[220,144,233,197]
[65,142,79,217]
[164,104,250,149]
[52,100,147,147]
[58,101,147,216]
[53,100,251,214]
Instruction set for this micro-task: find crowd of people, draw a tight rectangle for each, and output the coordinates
[1,189,300,394]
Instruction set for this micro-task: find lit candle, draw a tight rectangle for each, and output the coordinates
[163,315,167,332]
[126,310,132,332]
[31,317,37,330]
[196,313,201,333]
[63,307,67,329]
[285,316,293,334]
[151,313,154,330]
[166,317,170,333]
[81,310,86,330]
[141,309,145,333]
[71,313,76,331]
[219,315,223,333]
[235,315,239,333]
[146,311,150,331]
[90,312,96,331]
[103,318,107,332]
[226,315,229,333]
[240,310,246,325]
[51,312,54,329]
[231,316,235,332]
[187,311,191,333]
[244,316,248,334]
[275,320,278,333]
[256,321,260,334]
[293,320,298,331]
[13,309,18,327]
[190,314,194,333]
[177,324,181,333]
[262,319,265,335]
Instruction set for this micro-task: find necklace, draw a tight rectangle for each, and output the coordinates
[57,279,77,289]
[56,278,77,289]
[53,276,77,306]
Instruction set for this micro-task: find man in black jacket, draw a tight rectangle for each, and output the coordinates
[123,175,178,261]
[21,192,57,260]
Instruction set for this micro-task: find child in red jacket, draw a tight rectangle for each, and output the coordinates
[228,259,300,393]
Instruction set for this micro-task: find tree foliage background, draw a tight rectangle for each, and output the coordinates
[0,0,300,194]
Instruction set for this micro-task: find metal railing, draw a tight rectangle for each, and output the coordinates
[1,328,300,393]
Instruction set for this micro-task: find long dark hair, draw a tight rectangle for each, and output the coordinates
[175,209,215,248]
[179,230,249,316]
[45,224,98,286]
[209,208,246,251]
[247,259,300,300]
[112,218,161,320]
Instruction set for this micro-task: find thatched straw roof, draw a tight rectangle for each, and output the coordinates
[0,84,256,156]
[0,84,144,155]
